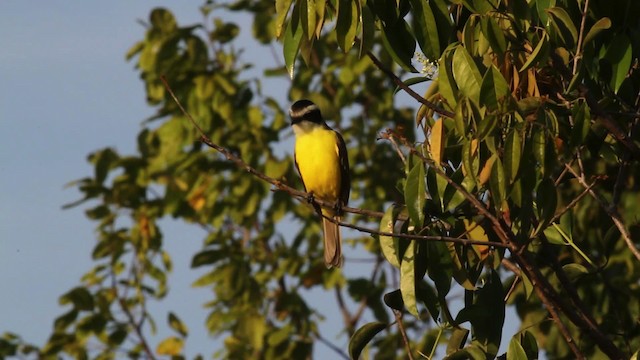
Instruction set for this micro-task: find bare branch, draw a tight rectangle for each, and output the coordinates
[394,310,415,360]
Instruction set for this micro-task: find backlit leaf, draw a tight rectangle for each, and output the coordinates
[400,241,419,317]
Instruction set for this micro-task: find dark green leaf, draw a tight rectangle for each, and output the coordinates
[536,178,557,231]
[480,65,510,110]
[60,287,94,311]
[489,155,506,211]
[410,0,440,60]
[570,100,591,147]
[383,289,404,311]
[191,249,226,268]
[336,0,359,52]
[349,322,388,360]
[504,130,522,184]
[381,19,418,72]
[169,312,189,337]
[604,34,632,93]
[546,7,577,49]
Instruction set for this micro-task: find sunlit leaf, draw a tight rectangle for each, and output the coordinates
[405,160,426,228]
[519,33,549,72]
[452,46,482,103]
[379,205,402,268]
[504,130,522,184]
[400,241,419,317]
[156,336,183,356]
[480,65,510,110]
[583,17,611,46]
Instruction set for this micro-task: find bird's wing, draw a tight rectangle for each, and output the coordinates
[335,131,350,210]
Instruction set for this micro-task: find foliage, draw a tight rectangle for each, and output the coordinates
[2,0,640,359]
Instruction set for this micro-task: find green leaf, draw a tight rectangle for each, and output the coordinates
[349,322,388,360]
[283,3,304,78]
[410,0,440,60]
[570,100,591,148]
[519,33,549,72]
[447,243,477,290]
[359,5,376,56]
[381,19,418,72]
[536,0,556,25]
[504,130,522,184]
[60,287,94,311]
[191,249,226,268]
[519,331,539,359]
[405,160,426,228]
[416,282,440,323]
[301,0,316,40]
[546,7,577,49]
[507,335,528,360]
[452,46,483,103]
[535,178,557,231]
[275,0,294,38]
[489,155,506,211]
[150,8,177,33]
[438,47,459,106]
[383,289,404,311]
[336,0,359,52]
[532,125,546,176]
[400,241,419,317]
[583,17,611,46]
[480,16,506,56]
[604,34,632,93]
[379,205,402,268]
[447,327,470,353]
[168,312,188,337]
[480,65,510,110]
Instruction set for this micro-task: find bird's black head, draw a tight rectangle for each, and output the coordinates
[289,99,323,125]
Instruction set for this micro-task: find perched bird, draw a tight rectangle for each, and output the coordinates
[289,100,350,268]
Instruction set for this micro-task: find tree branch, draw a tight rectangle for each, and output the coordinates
[366,51,455,119]
[394,310,415,360]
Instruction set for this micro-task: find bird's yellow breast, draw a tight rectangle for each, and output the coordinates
[295,127,342,203]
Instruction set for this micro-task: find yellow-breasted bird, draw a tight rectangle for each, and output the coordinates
[289,100,350,268]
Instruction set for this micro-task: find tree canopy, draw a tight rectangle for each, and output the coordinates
[2,0,640,359]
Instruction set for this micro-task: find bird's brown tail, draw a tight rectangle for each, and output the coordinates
[322,216,342,268]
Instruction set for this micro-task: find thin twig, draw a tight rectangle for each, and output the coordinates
[394,310,415,360]
[564,164,640,261]
[335,285,355,335]
[111,272,157,360]
[572,0,591,74]
[366,51,455,119]
[314,333,350,360]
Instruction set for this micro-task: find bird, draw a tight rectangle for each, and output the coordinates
[289,99,350,268]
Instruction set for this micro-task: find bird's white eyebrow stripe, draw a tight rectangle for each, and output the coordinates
[289,104,319,117]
